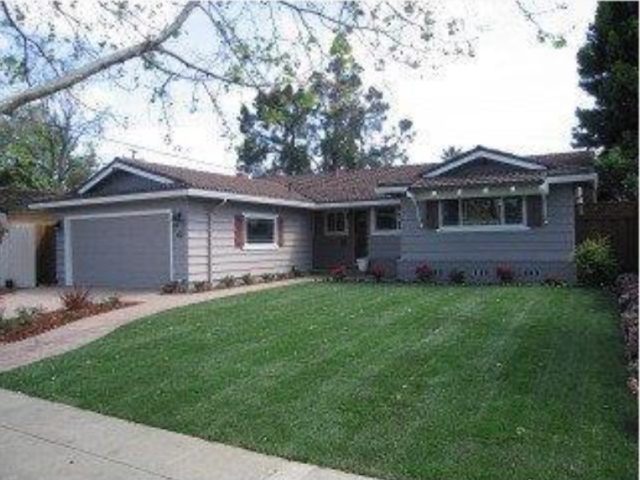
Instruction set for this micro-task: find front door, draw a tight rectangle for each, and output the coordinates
[354,209,369,259]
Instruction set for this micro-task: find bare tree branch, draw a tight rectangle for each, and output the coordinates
[0,1,198,115]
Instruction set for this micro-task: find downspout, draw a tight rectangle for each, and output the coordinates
[208,198,228,283]
[406,190,423,229]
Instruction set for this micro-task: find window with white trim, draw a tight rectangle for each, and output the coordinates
[324,211,347,235]
[373,206,401,232]
[439,196,526,228]
[245,215,276,245]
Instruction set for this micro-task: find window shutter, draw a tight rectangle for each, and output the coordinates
[424,201,439,229]
[526,196,543,227]
[277,215,284,247]
[234,214,245,248]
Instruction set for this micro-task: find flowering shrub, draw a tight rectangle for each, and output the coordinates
[415,263,434,282]
[330,264,347,281]
[449,269,466,285]
[370,264,386,282]
[496,265,514,284]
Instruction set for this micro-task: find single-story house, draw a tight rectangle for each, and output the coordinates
[0,187,57,287]
[29,145,597,287]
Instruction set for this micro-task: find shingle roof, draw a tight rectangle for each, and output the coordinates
[410,171,547,189]
[46,148,595,206]
[267,164,428,203]
[114,158,312,201]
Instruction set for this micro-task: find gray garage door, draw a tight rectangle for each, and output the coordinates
[70,212,171,288]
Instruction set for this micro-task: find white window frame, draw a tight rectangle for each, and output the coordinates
[437,196,529,233]
[370,206,401,235]
[324,210,348,236]
[243,213,279,250]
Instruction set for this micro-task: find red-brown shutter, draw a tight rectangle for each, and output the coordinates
[526,196,543,227]
[234,214,245,248]
[424,201,439,229]
[277,215,284,247]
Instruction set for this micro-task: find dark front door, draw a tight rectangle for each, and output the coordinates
[354,210,369,259]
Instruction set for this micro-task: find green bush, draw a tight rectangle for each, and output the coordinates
[575,236,618,286]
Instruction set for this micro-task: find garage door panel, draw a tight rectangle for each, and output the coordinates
[70,213,171,287]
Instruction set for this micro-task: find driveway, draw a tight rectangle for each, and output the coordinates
[0,287,157,319]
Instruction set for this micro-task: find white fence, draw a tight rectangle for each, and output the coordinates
[0,223,37,287]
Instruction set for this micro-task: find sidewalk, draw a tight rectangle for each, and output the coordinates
[0,278,313,373]
[0,388,375,480]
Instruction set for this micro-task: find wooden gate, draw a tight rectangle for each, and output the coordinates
[576,202,638,273]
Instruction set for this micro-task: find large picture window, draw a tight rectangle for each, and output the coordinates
[246,216,276,245]
[373,206,401,233]
[462,198,501,225]
[324,211,347,235]
[439,196,526,230]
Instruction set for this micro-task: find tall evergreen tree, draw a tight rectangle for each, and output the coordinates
[236,34,414,175]
[236,85,316,176]
[573,2,638,200]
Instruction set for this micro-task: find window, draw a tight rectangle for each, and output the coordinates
[373,207,401,232]
[325,211,347,235]
[503,196,524,224]
[441,199,460,226]
[246,216,276,245]
[462,198,500,225]
[438,196,527,230]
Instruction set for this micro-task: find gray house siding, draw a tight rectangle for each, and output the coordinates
[53,199,189,286]
[88,170,169,195]
[397,184,577,282]
[312,209,401,274]
[186,199,312,281]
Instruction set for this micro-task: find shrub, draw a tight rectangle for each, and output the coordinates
[449,269,466,285]
[218,275,235,289]
[161,281,188,294]
[543,277,566,287]
[60,288,92,311]
[575,236,618,286]
[276,272,289,281]
[370,264,386,282]
[290,266,304,278]
[330,264,347,281]
[15,306,42,326]
[101,295,122,308]
[193,281,212,293]
[241,273,255,286]
[415,263,434,283]
[496,265,514,284]
[261,273,275,283]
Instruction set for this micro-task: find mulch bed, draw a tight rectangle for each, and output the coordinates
[0,301,137,344]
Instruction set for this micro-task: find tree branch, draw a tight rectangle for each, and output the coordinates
[0,1,198,115]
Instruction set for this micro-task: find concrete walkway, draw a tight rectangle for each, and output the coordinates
[0,278,313,373]
[0,388,374,480]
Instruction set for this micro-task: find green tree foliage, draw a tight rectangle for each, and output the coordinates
[441,146,463,161]
[573,2,638,200]
[237,34,414,175]
[0,101,101,193]
[237,85,316,175]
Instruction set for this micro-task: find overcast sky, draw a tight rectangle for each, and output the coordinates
[89,0,599,174]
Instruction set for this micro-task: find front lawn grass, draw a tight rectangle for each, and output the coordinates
[0,283,636,480]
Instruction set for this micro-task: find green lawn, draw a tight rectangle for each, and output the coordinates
[0,283,636,479]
